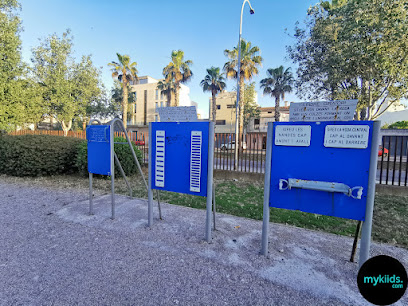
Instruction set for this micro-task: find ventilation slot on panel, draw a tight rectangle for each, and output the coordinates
[190,131,202,192]
[155,130,165,187]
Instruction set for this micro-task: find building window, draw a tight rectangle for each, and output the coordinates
[134,103,137,113]
[155,89,159,100]
[160,92,164,100]
[160,101,163,107]
[133,91,137,100]
[155,102,158,109]
[254,118,260,124]
[155,115,158,122]
[217,105,221,110]
[215,120,226,125]
[227,104,236,109]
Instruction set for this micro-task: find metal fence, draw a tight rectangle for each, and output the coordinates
[7,129,408,186]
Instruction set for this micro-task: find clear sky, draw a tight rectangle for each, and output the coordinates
[19,0,318,118]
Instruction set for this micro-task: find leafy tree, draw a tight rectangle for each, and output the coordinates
[0,0,37,131]
[31,30,102,136]
[162,50,193,106]
[108,53,138,128]
[157,79,175,107]
[224,40,262,146]
[260,66,293,122]
[200,67,226,122]
[243,82,260,129]
[385,121,408,129]
[287,0,408,119]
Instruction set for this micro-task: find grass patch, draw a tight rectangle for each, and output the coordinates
[1,173,407,248]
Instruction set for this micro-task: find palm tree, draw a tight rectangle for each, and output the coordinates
[108,53,138,128]
[157,79,176,107]
[200,67,226,122]
[260,66,293,122]
[162,50,193,106]
[224,39,262,149]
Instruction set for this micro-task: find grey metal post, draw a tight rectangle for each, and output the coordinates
[212,183,216,230]
[205,122,215,242]
[114,152,132,198]
[359,121,380,267]
[147,123,154,227]
[156,190,162,220]
[89,172,93,215]
[261,122,273,256]
[110,118,148,192]
[110,123,115,220]
[87,118,101,216]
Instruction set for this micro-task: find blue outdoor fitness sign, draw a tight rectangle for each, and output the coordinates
[86,125,112,176]
[269,121,374,221]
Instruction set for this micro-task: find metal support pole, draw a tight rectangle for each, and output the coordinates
[148,123,154,227]
[205,122,215,242]
[114,152,132,198]
[261,122,273,256]
[156,190,162,220]
[110,125,115,220]
[89,172,93,215]
[350,221,362,262]
[359,121,380,267]
[212,183,217,230]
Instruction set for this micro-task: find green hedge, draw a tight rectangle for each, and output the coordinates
[0,135,83,177]
[0,135,144,177]
[76,136,143,176]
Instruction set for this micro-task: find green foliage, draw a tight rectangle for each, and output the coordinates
[31,30,103,135]
[200,67,226,122]
[383,121,408,129]
[162,50,193,106]
[260,66,293,122]
[287,0,408,119]
[243,82,260,128]
[76,137,143,176]
[108,53,138,127]
[0,135,83,176]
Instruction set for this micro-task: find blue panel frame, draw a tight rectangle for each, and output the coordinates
[269,121,373,221]
[87,125,112,176]
[150,122,209,197]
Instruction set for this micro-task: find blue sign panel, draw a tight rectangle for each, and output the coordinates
[87,125,112,175]
[150,122,210,197]
[269,121,374,221]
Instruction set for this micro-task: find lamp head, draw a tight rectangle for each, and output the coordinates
[249,8,255,14]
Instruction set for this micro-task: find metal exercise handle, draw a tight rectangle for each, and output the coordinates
[279,178,363,200]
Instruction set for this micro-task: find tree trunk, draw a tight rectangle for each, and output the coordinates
[61,120,72,137]
[122,80,128,128]
[175,84,180,107]
[275,96,281,122]
[212,90,216,122]
[167,92,171,107]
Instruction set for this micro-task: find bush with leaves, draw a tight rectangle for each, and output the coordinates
[0,135,83,177]
[76,137,143,176]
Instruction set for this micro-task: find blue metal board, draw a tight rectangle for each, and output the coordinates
[150,122,209,197]
[269,121,374,221]
[87,125,111,175]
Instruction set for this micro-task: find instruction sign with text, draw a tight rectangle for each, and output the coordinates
[289,100,358,122]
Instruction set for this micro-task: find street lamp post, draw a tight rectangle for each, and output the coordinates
[234,0,254,170]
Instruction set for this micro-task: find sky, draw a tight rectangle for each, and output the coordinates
[19,0,318,118]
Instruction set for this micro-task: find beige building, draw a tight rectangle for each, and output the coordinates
[213,90,290,134]
[212,91,237,133]
[127,76,193,134]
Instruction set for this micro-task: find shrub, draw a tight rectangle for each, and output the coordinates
[76,136,143,176]
[0,135,83,177]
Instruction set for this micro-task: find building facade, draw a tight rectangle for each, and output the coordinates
[127,76,193,133]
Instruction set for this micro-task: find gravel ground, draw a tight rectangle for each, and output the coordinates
[0,180,407,305]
